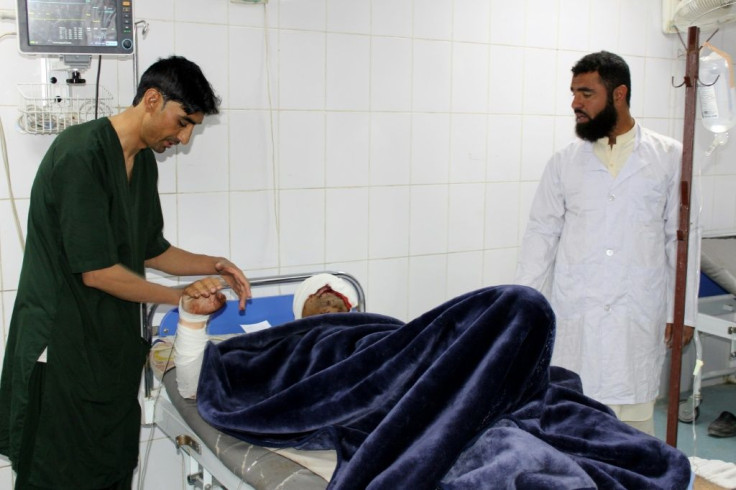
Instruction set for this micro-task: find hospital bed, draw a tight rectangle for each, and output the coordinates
[141,271,365,490]
[139,271,703,489]
[679,236,736,422]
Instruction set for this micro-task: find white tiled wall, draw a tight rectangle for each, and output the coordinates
[1,0,736,487]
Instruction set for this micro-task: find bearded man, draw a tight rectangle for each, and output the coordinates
[515,51,701,436]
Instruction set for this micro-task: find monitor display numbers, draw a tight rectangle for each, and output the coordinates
[27,0,118,47]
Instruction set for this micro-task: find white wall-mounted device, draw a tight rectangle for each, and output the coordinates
[663,0,736,33]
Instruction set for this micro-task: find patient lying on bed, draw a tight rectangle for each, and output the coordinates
[174,279,693,489]
[174,273,358,398]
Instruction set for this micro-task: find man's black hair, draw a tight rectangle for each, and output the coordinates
[572,51,631,106]
[132,56,220,115]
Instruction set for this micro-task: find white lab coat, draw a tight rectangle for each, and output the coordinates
[515,125,701,405]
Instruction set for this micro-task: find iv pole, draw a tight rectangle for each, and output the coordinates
[667,25,699,447]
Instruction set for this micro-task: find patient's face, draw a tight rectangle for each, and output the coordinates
[302,292,350,318]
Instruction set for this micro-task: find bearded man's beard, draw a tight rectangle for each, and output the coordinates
[575,95,618,142]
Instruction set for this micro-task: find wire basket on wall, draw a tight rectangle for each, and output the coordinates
[17,83,114,135]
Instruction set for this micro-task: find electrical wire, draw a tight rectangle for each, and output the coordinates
[0,115,26,252]
[95,55,102,119]
[133,20,149,87]
[262,2,280,277]
[690,92,707,461]
[138,325,178,490]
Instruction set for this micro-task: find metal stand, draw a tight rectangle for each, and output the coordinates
[666,25,700,448]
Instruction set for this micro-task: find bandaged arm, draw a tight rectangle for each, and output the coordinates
[173,300,211,399]
[173,278,227,398]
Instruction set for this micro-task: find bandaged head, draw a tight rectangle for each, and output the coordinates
[292,273,358,319]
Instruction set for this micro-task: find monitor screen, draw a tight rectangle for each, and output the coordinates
[17,0,134,56]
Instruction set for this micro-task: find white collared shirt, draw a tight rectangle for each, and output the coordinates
[592,124,637,178]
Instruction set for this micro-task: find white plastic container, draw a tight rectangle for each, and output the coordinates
[698,43,736,155]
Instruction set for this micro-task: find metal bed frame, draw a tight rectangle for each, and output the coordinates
[677,235,736,423]
[680,294,736,421]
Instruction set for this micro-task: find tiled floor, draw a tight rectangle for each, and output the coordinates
[654,382,736,463]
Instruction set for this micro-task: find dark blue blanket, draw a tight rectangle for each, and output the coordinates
[197,285,691,489]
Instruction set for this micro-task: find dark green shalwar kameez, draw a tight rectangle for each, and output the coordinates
[0,118,170,488]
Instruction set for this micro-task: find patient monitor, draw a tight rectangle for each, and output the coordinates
[16,0,135,56]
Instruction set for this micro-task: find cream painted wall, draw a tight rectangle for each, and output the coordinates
[0,0,735,487]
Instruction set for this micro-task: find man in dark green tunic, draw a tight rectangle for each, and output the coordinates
[0,56,251,489]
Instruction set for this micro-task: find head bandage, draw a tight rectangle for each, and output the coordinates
[292,273,358,320]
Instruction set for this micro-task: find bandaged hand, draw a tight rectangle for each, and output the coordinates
[180,277,227,319]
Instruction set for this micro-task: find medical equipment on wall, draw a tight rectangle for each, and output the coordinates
[17,80,114,135]
[16,0,134,56]
[698,43,736,155]
[14,0,137,135]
